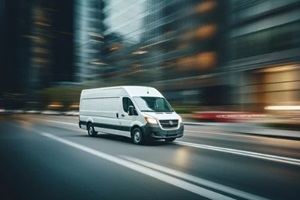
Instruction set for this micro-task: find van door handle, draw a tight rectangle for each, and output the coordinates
[116,113,119,118]
[121,114,125,117]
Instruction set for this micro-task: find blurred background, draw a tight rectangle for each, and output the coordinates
[1,0,300,123]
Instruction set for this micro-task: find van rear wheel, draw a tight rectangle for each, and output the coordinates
[87,123,97,137]
[132,127,143,144]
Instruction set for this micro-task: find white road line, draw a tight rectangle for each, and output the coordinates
[175,141,300,166]
[40,132,234,200]
[123,156,268,200]
[35,119,248,138]
[36,119,78,126]
[35,119,300,166]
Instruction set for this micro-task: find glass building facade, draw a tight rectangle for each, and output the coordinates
[102,0,227,80]
[76,0,229,106]
[227,0,300,111]
[2,0,299,110]
[74,0,300,110]
[74,0,105,85]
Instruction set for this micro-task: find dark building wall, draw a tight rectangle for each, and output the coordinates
[1,0,75,88]
[0,0,31,108]
[0,0,75,108]
[50,0,75,82]
[1,0,21,92]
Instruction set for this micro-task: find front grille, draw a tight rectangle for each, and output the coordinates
[159,120,178,129]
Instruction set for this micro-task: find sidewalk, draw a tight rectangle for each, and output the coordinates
[182,115,300,140]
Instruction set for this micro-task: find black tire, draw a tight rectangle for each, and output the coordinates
[165,138,176,143]
[131,127,144,144]
[87,123,97,137]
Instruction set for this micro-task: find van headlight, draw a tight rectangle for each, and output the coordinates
[145,117,158,125]
[179,117,183,124]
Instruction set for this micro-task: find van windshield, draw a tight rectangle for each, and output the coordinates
[133,97,174,112]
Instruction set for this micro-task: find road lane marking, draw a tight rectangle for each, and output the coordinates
[34,118,255,139]
[34,118,300,166]
[123,156,268,200]
[175,141,300,166]
[32,118,78,126]
[40,132,235,200]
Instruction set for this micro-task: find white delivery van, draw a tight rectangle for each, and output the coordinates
[79,86,184,144]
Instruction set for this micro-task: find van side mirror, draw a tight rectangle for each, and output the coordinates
[128,106,137,116]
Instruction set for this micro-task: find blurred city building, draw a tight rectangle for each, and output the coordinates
[74,0,105,85]
[75,0,298,112]
[1,0,300,112]
[0,0,32,108]
[227,0,300,111]
[0,0,75,108]
[74,0,229,107]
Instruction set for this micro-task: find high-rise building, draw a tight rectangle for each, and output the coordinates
[0,0,75,108]
[0,0,32,108]
[97,0,229,106]
[74,0,105,85]
[101,0,148,85]
[227,0,300,111]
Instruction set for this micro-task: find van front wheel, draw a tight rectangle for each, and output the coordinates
[132,127,144,144]
[87,123,97,137]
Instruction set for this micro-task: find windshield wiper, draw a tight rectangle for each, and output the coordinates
[140,110,154,112]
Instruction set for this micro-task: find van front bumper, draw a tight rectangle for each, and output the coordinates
[142,124,184,139]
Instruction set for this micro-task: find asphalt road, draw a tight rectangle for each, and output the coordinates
[0,114,300,200]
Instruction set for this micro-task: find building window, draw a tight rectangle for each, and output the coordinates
[232,21,300,59]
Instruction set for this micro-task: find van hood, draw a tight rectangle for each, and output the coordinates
[143,112,180,120]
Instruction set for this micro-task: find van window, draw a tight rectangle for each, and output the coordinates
[133,97,174,112]
[122,97,134,112]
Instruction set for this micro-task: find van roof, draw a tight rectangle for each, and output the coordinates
[81,86,163,98]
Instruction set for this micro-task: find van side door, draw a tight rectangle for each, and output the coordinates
[93,97,121,135]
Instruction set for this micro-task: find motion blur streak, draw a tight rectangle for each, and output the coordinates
[175,141,300,166]
[40,132,234,200]
[123,156,267,200]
